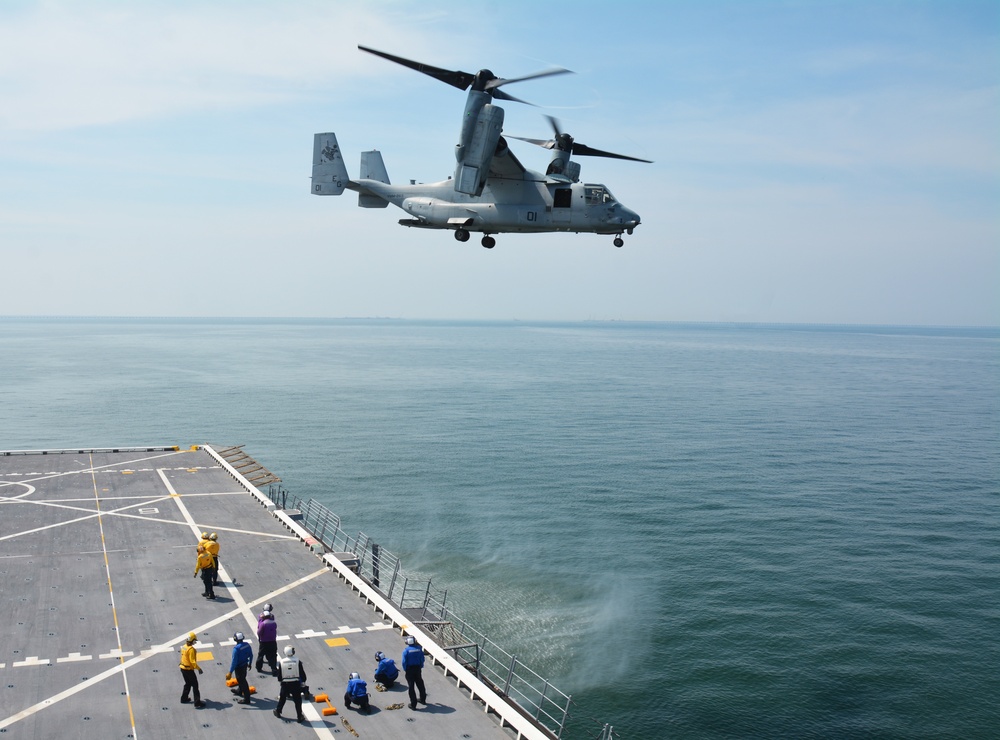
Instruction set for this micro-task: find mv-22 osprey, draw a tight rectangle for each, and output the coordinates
[311,46,651,248]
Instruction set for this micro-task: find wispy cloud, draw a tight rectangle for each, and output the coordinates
[0,1,432,131]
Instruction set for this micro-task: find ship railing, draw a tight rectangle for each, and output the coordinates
[274,492,575,739]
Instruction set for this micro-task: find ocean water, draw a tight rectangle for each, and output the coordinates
[1,318,998,739]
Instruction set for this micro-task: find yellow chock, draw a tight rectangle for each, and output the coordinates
[226,678,238,687]
[313,693,337,716]
[249,685,257,694]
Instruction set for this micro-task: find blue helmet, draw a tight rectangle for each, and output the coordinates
[375,651,385,662]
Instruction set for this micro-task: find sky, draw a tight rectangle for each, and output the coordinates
[0,0,997,324]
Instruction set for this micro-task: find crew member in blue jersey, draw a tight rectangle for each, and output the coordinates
[226,631,254,704]
[344,671,370,713]
[401,635,426,709]
[373,650,399,688]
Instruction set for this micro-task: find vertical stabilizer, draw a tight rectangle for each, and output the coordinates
[359,150,390,208]
[312,133,348,195]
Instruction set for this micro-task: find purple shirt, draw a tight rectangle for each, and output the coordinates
[257,615,277,642]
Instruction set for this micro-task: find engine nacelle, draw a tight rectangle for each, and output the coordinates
[454,103,504,196]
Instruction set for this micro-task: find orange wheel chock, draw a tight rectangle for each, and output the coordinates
[313,693,338,716]
[226,679,256,694]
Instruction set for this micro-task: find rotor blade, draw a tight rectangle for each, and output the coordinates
[571,142,653,163]
[358,45,475,90]
[546,115,563,138]
[508,135,556,149]
[486,67,573,91]
[492,88,535,106]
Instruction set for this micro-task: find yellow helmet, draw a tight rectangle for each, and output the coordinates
[187,632,197,643]
[209,532,218,541]
[201,532,208,539]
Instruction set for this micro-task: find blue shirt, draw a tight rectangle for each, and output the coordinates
[229,641,253,673]
[376,657,399,680]
[402,644,425,670]
[347,677,368,698]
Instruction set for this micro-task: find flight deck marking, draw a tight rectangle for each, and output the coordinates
[88,454,138,739]
[56,652,92,663]
[0,491,299,545]
[12,656,49,667]
[0,567,328,732]
[0,449,191,490]
[329,625,363,635]
[296,629,327,639]
[0,481,35,499]
[160,467,275,635]
[99,649,135,660]
[325,637,350,647]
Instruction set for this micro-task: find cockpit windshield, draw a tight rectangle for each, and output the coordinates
[584,185,616,205]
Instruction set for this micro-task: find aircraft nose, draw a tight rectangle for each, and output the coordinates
[620,206,640,228]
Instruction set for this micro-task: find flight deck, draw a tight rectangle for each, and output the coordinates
[0,446,549,739]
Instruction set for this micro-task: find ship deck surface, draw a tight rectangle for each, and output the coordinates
[0,447,516,739]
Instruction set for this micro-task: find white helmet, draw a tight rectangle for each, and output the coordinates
[261,609,272,618]
[264,603,273,612]
[405,636,416,645]
[284,645,295,657]
[350,672,360,680]
[233,631,244,642]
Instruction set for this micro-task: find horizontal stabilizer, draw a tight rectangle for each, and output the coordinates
[312,133,348,195]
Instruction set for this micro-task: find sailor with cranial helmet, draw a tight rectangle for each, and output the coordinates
[402,635,427,709]
[255,603,279,675]
[194,545,216,600]
[274,644,307,722]
[205,532,220,586]
[344,671,370,713]
[179,632,205,707]
[227,631,254,704]
[374,650,399,688]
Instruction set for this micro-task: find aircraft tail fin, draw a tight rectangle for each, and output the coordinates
[359,150,390,208]
[311,133,348,195]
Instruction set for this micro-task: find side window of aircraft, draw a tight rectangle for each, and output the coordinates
[585,186,616,205]
[554,188,573,209]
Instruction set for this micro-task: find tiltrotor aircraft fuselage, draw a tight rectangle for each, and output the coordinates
[310,46,650,248]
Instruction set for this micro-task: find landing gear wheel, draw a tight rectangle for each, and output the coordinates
[455,229,470,242]
[613,237,624,248]
[481,235,496,249]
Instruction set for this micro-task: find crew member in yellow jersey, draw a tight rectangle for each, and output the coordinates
[194,545,216,599]
[206,532,221,586]
[179,632,205,707]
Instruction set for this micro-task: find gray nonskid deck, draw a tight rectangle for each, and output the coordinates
[0,447,520,739]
